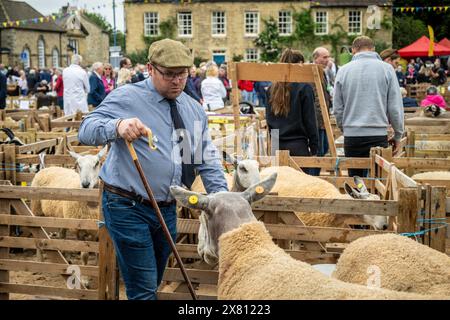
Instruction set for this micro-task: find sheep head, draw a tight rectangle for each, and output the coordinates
[170,172,277,265]
[344,176,388,231]
[69,146,107,189]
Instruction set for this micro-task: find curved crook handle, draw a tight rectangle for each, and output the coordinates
[126,128,157,160]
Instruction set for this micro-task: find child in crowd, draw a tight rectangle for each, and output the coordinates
[420,85,447,117]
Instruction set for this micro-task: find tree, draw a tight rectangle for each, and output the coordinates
[392,16,428,48]
[83,11,125,48]
[254,17,282,62]
[392,0,450,46]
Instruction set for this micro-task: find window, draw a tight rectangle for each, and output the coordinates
[144,12,159,36]
[315,11,328,35]
[52,48,59,68]
[178,12,192,37]
[22,48,30,69]
[278,11,292,35]
[69,39,79,54]
[212,11,226,36]
[348,10,362,34]
[245,12,259,36]
[245,49,259,62]
[38,39,45,68]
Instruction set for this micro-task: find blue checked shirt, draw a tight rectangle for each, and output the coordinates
[78,78,228,202]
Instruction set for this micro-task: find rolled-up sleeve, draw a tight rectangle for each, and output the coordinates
[78,91,124,146]
[195,114,228,193]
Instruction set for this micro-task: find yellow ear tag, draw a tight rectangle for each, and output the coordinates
[357,183,363,189]
[255,186,264,194]
[189,195,198,205]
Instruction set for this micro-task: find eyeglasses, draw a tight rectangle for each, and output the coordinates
[152,64,189,81]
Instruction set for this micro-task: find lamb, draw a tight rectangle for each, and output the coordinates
[260,166,388,230]
[332,233,450,297]
[31,147,107,265]
[170,175,436,299]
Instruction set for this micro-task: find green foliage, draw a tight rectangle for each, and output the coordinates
[83,12,125,48]
[254,17,282,62]
[194,56,207,66]
[143,17,177,47]
[392,16,428,49]
[232,54,244,62]
[128,49,149,65]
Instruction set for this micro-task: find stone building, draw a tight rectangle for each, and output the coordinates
[56,6,110,66]
[0,0,67,68]
[124,0,393,63]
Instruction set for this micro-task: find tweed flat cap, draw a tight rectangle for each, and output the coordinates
[380,48,398,60]
[148,39,193,68]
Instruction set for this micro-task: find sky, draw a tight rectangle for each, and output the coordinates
[23,0,125,32]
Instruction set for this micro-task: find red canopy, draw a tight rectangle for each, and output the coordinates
[398,36,450,58]
[438,37,450,49]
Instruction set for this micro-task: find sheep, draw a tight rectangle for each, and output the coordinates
[189,158,260,219]
[259,166,388,230]
[31,147,107,266]
[411,171,450,180]
[170,175,437,300]
[332,233,450,297]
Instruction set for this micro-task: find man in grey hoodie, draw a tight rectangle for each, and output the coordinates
[333,36,404,177]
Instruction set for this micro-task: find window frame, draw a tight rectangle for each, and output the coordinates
[245,48,259,62]
[177,11,193,38]
[314,11,328,35]
[244,11,260,37]
[348,10,362,35]
[211,11,226,37]
[144,12,160,37]
[278,11,292,36]
[52,48,59,68]
[37,38,46,69]
[22,48,31,69]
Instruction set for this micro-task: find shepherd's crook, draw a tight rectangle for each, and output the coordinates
[126,128,198,300]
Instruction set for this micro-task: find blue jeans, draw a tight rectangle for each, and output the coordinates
[102,190,177,300]
[309,129,329,176]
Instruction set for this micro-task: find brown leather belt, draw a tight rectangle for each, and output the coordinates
[103,182,175,208]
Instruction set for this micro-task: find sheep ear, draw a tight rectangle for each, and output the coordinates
[344,182,358,198]
[353,176,368,194]
[97,146,108,160]
[170,186,209,210]
[241,172,277,204]
[69,151,81,161]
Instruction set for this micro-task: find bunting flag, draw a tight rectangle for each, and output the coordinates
[395,6,450,13]
[0,14,65,28]
[428,25,435,57]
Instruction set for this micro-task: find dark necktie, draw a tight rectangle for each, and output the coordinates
[167,99,196,189]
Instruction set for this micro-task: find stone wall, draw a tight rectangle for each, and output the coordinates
[79,16,110,66]
[1,29,68,68]
[124,1,393,62]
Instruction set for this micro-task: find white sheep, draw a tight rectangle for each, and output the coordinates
[411,171,450,180]
[189,159,260,219]
[170,176,437,300]
[259,166,388,230]
[333,233,450,297]
[31,147,107,266]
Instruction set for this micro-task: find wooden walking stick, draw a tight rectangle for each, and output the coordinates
[126,128,198,300]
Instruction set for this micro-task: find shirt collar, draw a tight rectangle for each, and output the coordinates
[145,77,182,105]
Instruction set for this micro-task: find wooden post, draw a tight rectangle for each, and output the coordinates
[229,62,241,156]
[396,188,419,234]
[429,186,446,252]
[406,130,415,176]
[97,183,119,300]
[4,145,16,185]
[312,66,337,157]
[369,147,377,194]
[276,150,290,167]
[0,199,10,300]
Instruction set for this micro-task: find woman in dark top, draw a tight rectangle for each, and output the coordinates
[267,49,319,160]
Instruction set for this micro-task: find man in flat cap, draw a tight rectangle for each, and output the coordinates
[78,39,228,300]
